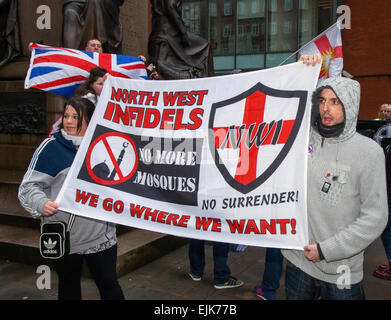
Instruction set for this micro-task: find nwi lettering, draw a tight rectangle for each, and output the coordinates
[214,119,294,149]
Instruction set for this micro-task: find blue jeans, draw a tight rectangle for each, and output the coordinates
[260,248,283,300]
[381,194,391,261]
[285,261,365,300]
[188,239,230,285]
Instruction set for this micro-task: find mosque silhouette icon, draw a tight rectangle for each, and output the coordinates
[92,142,129,181]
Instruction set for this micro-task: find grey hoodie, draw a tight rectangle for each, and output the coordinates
[282,77,388,285]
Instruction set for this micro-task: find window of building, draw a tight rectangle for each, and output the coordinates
[238,0,246,16]
[269,0,278,12]
[270,20,278,35]
[209,1,217,17]
[183,4,190,19]
[283,19,292,34]
[301,18,309,32]
[223,23,231,37]
[222,38,230,53]
[284,0,293,11]
[251,21,259,36]
[210,24,217,40]
[182,2,202,34]
[299,0,317,47]
[181,0,337,73]
[224,1,232,15]
[299,0,309,10]
[238,22,246,37]
[251,0,260,14]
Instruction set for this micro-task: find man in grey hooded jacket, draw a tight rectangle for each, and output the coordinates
[282,77,388,299]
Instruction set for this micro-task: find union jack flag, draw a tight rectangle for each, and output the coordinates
[24,43,148,98]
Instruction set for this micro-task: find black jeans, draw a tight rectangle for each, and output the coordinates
[52,244,124,300]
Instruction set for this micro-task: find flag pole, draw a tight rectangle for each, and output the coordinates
[277,49,301,67]
[278,21,341,67]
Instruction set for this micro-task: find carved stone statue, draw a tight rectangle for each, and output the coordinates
[63,0,124,54]
[148,0,214,80]
[0,0,21,68]
[62,0,85,49]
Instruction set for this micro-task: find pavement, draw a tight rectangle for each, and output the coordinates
[0,237,390,302]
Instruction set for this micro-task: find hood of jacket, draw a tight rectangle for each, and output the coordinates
[311,77,361,143]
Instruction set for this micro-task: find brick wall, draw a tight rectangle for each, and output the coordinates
[343,0,391,119]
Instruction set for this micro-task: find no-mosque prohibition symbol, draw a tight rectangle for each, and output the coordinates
[86,132,138,185]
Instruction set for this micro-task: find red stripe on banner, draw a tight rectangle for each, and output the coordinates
[314,35,333,55]
[334,45,343,58]
[110,70,132,78]
[33,55,96,73]
[277,120,294,144]
[97,53,132,78]
[121,64,146,70]
[34,75,86,89]
[235,91,266,185]
[98,53,112,72]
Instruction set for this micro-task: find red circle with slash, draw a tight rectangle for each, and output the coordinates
[86,132,138,185]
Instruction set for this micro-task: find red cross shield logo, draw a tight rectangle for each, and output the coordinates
[209,82,307,194]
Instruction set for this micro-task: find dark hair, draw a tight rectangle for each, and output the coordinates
[85,38,102,48]
[74,67,107,97]
[311,85,346,126]
[59,97,95,133]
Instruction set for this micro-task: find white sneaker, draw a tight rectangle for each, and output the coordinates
[188,271,201,281]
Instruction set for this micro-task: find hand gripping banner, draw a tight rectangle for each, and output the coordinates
[57,62,321,250]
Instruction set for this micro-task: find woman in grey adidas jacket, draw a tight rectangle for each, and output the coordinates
[18,97,124,300]
[282,77,388,299]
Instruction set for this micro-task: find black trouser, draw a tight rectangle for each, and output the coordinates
[52,244,124,300]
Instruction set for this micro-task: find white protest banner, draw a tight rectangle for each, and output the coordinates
[56,61,321,250]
